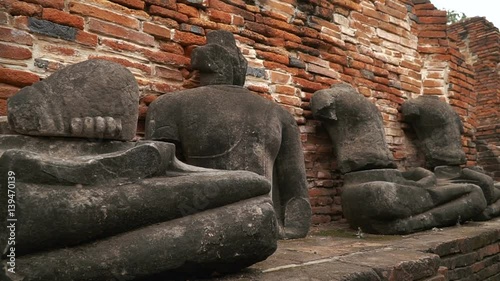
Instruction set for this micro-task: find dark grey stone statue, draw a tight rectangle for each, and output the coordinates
[402,96,500,220]
[312,85,490,234]
[401,95,466,168]
[1,59,278,280]
[191,30,247,86]
[0,136,277,280]
[7,60,139,141]
[146,30,311,239]
[311,83,396,173]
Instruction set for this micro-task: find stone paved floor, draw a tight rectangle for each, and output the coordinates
[208,217,500,281]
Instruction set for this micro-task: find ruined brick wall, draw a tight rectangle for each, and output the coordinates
[432,227,500,281]
[448,18,500,180]
[0,0,480,223]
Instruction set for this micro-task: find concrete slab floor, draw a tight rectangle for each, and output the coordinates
[207,217,500,281]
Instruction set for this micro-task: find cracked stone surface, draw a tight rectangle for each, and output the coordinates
[207,217,500,281]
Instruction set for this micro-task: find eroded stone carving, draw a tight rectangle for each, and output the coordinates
[191,30,248,86]
[146,30,311,239]
[311,83,396,173]
[402,96,500,220]
[312,84,491,234]
[401,96,466,168]
[1,59,278,280]
[7,60,139,140]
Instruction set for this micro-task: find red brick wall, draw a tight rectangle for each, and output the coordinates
[448,18,500,180]
[0,0,482,223]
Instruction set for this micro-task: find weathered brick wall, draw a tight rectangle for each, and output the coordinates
[448,18,500,180]
[0,0,481,223]
[430,228,500,281]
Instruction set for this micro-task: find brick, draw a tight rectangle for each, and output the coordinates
[319,32,346,49]
[209,0,255,21]
[149,5,189,23]
[28,17,77,41]
[215,22,238,33]
[419,30,446,38]
[0,43,32,60]
[88,18,155,46]
[179,23,204,35]
[110,0,145,9]
[0,27,33,45]
[13,16,29,30]
[293,77,325,92]
[159,41,184,54]
[0,83,20,99]
[88,55,152,74]
[263,0,295,15]
[70,2,140,29]
[144,0,176,9]
[239,29,267,44]
[247,85,270,94]
[263,61,299,76]
[375,2,405,19]
[307,64,340,79]
[231,14,244,26]
[10,1,42,16]
[0,0,13,9]
[417,46,447,54]
[42,8,84,29]
[257,16,302,35]
[273,85,298,96]
[332,0,361,11]
[256,50,289,65]
[42,44,78,56]
[143,22,171,40]
[34,58,64,72]
[478,244,500,259]
[312,186,337,199]
[363,6,389,22]
[0,99,6,116]
[0,68,40,87]
[75,30,98,47]
[207,8,231,24]
[188,18,218,29]
[276,94,301,107]
[415,9,446,17]
[177,3,199,18]
[307,16,340,33]
[22,0,64,9]
[142,49,190,66]
[155,66,184,81]
[85,0,150,19]
[321,52,348,66]
[269,71,291,84]
[418,16,447,24]
[312,215,331,224]
[172,30,206,45]
[151,81,182,93]
[442,252,478,269]
[299,52,329,68]
[152,16,179,29]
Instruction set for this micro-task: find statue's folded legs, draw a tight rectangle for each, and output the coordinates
[312,84,492,235]
[1,59,278,280]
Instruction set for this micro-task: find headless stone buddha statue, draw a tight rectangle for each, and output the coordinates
[402,96,500,220]
[145,30,312,239]
[311,84,487,234]
[1,59,278,280]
